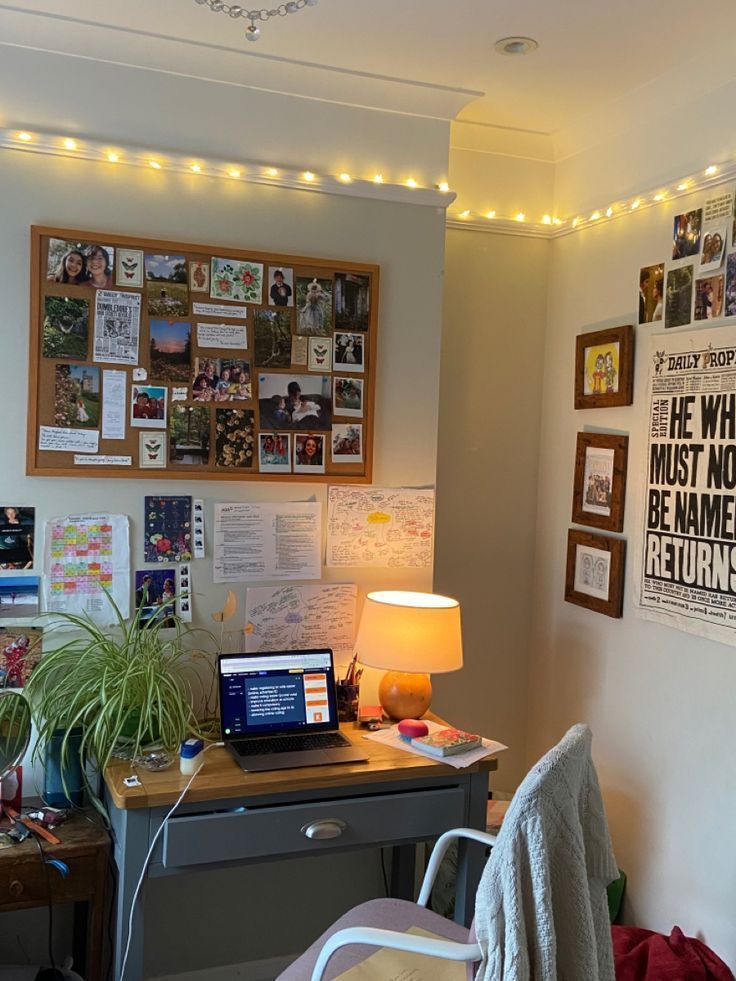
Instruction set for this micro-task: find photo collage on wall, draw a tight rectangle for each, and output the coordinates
[638,188,736,332]
[33,230,376,480]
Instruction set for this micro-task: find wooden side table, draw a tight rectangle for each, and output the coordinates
[0,810,110,980]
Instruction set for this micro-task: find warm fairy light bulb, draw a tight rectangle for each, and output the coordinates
[459,210,471,219]
[631,199,641,210]
[190,164,202,173]
[406,177,418,188]
[552,217,562,225]
[437,181,450,192]
[606,207,613,218]
[572,218,580,228]
[542,215,552,225]
[677,182,689,191]
[107,152,120,163]
[228,168,241,178]
[149,160,161,169]
[705,165,718,176]
[303,171,316,182]
[485,210,496,219]
[63,138,77,150]
[654,193,665,202]
[17,131,32,142]
[338,172,352,183]
[515,212,526,222]
[265,167,279,177]
[591,211,601,221]
[373,174,384,184]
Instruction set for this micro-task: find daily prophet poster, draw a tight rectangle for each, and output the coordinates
[43,513,130,621]
[635,327,736,644]
[245,583,357,661]
[326,486,435,568]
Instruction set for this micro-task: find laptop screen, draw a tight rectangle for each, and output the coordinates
[219,649,338,738]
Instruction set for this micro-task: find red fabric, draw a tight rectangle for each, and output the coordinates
[613,925,734,981]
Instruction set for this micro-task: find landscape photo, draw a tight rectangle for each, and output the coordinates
[150,320,192,382]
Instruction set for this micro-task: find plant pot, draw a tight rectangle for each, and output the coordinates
[118,708,161,746]
[43,729,84,807]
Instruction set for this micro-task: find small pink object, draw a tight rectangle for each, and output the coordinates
[398,719,429,739]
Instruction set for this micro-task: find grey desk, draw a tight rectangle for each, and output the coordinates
[104,720,499,980]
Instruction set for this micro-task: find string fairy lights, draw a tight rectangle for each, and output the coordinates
[2,127,732,237]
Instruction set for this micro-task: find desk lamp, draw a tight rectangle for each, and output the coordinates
[355,590,463,720]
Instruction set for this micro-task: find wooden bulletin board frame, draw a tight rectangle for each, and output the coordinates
[27,226,378,482]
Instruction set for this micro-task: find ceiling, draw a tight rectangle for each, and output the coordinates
[4,0,736,140]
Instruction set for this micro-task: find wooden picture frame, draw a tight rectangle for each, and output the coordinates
[574,324,634,409]
[564,529,625,618]
[571,432,629,532]
[28,226,378,482]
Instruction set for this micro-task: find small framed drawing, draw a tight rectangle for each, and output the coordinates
[574,324,634,409]
[565,529,625,618]
[572,432,628,532]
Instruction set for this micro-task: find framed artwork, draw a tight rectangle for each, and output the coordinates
[572,432,628,532]
[574,324,634,409]
[28,226,378,483]
[565,529,625,618]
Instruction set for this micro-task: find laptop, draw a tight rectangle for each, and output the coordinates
[218,648,368,772]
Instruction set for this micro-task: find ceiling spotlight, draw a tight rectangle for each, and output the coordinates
[494,36,539,56]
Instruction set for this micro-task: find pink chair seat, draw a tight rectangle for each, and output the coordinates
[277,897,471,981]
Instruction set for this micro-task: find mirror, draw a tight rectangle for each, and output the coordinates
[0,690,32,782]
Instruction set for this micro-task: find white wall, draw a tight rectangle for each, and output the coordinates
[528,193,736,967]
[433,228,550,787]
[0,147,445,973]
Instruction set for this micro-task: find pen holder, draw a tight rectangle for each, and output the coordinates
[336,682,360,723]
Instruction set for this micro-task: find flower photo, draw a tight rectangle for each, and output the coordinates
[210,257,264,303]
[215,408,255,468]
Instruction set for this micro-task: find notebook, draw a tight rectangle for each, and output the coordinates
[218,648,368,772]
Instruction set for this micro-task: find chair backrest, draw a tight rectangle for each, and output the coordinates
[473,724,619,981]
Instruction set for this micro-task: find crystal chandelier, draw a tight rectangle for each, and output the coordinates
[194,0,319,42]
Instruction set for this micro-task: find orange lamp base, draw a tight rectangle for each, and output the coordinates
[378,671,432,721]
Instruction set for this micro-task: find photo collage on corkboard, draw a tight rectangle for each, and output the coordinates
[29,227,378,481]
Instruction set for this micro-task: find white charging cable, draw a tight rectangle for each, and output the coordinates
[118,741,224,981]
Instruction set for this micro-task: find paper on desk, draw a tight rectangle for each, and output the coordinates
[333,927,467,981]
[365,719,507,769]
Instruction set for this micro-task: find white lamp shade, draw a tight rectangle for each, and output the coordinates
[355,590,463,674]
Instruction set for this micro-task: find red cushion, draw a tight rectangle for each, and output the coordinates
[612,925,734,981]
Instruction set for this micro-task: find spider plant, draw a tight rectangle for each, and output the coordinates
[25,591,213,811]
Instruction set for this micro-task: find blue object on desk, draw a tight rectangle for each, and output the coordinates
[43,730,84,807]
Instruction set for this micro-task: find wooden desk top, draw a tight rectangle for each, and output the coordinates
[104,720,500,811]
[0,809,110,861]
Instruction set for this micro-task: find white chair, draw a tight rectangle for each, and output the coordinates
[277,724,618,981]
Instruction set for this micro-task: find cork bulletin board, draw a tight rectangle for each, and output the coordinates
[27,226,378,481]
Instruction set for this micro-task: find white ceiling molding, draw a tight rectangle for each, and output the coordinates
[0,5,481,122]
[0,128,457,210]
[450,120,555,164]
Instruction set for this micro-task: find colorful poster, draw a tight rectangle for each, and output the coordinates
[326,486,435,568]
[635,327,736,644]
[245,583,357,662]
[43,514,129,621]
[144,496,192,563]
[210,258,263,303]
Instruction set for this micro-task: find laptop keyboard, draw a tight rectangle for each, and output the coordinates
[232,731,351,756]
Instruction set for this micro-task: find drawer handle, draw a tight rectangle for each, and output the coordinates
[9,880,24,898]
[301,819,346,840]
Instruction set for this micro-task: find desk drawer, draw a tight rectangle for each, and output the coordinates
[0,853,98,909]
[162,787,465,869]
